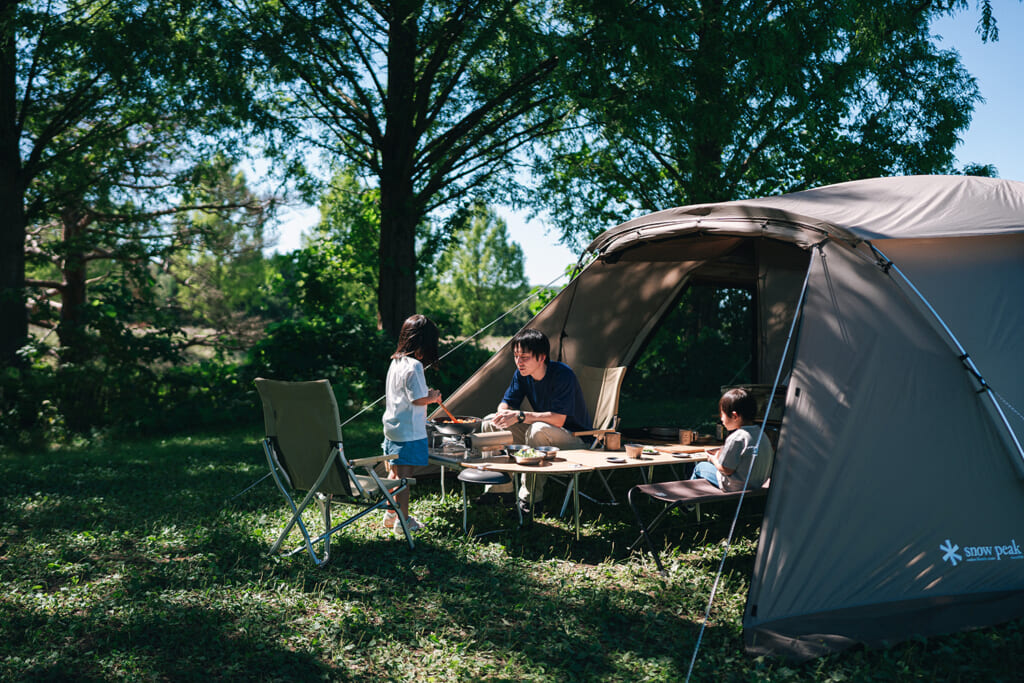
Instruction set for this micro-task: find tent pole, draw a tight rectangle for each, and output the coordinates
[868,243,1024,472]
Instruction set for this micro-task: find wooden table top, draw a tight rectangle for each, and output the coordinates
[459,455,591,474]
[558,446,709,470]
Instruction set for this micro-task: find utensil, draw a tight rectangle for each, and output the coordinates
[437,400,459,423]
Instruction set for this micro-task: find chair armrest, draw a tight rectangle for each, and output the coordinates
[349,453,393,467]
[573,428,615,437]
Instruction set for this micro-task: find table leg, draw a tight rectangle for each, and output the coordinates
[573,472,580,540]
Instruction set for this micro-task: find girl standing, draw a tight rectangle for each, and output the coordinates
[382,314,442,535]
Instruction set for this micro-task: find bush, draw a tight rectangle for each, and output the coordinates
[247,314,393,414]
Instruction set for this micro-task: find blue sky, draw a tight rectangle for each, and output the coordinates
[274,6,1024,285]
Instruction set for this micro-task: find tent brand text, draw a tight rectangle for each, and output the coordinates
[963,540,1022,561]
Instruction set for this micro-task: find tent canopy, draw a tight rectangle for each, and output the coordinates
[445,175,1024,659]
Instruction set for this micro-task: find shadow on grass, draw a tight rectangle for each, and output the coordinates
[1,428,761,680]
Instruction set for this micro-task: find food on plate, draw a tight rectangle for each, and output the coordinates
[641,446,659,455]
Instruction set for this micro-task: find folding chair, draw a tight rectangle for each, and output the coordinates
[255,377,416,565]
[573,365,627,446]
[628,478,770,574]
[556,366,628,516]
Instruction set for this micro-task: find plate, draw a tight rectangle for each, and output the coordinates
[606,456,625,463]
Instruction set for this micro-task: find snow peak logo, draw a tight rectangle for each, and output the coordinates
[940,538,1023,567]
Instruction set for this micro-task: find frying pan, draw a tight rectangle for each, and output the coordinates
[429,416,483,435]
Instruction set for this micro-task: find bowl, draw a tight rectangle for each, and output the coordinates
[534,446,559,460]
[624,443,644,459]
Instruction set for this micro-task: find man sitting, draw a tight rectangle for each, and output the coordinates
[480,328,591,518]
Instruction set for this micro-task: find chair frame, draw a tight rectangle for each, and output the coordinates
[256,377,416,565]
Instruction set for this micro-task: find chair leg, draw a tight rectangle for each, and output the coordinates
[319,493,332,565]
[628,487,668,576]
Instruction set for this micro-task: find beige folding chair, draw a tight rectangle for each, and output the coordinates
[573,365,627,446]
[255,378,415,565]
[555,366,628,516]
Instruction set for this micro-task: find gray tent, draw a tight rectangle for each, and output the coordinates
[445,175,1024,659]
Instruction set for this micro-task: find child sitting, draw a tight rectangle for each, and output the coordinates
[690,388,774,492]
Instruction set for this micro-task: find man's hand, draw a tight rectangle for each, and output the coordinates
[492,408,521,429]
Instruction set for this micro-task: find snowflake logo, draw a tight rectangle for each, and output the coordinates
[940,539,962,566]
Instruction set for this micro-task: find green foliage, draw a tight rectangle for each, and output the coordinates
[168,156,279,327]
[534,0,984,242]
[420,204,532,337]
[274,170,381,321]
[431,340,494,398]
[247,315,393,413]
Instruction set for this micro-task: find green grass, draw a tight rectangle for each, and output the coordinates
[3,420,1024,681]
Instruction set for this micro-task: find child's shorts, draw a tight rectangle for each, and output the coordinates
[382,438,429,467]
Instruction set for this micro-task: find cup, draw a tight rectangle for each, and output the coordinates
[678,429,695,445]
[604,431,622,450]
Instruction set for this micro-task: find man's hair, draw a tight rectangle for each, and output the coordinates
[510,328,549,360]
[392,314,439,366]
[719,388,758,422]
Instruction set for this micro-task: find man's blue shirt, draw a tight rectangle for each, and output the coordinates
[501,361,592,432]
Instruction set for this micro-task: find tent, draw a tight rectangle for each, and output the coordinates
[445,175,1024,659]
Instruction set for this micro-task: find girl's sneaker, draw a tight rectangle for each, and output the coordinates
[382,510,397,529]
[393,515,425,537]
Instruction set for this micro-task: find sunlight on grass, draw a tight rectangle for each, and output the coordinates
[3,426,1024,680]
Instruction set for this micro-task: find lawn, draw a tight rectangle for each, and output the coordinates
[3,417,1024,681]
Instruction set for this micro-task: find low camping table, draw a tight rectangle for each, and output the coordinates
[555,446,711,515]
[459,456,593,540]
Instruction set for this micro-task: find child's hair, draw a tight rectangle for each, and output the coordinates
[392,314,439,366]
[719,388,758,422]
[510,328,549,360]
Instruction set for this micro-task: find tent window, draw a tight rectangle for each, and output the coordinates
[620,283,755,434]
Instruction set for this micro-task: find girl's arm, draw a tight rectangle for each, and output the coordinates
[412,388,442,406]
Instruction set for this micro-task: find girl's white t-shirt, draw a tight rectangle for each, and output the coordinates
[382,355,429,442]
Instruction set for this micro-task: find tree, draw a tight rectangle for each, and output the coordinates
[533,0,986,243]
[282,169,383,322]
[420,203,530,336]
[0,0,260,365]
[164,157,279,352]
[232,0,574,338]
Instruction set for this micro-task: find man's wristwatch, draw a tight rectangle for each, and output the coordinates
[517,410,525,423]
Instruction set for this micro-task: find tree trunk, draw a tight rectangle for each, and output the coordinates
[377,1,422,339]
[56,210,90,363]
[0,1,26,365]
[690,0,728,205]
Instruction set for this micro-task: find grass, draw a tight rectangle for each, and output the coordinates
[3,420,1024,681]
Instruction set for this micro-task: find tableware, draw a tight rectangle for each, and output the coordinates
[506,444,546,465]
[534,446,559,460]
[429,415,483,435]
[606,456,626,463]
[624,443,643,459]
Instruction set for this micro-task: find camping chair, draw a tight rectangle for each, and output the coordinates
[628,478,770,574]
[573,365,627,447]
[553,365,628,516]
[255,377,416,565]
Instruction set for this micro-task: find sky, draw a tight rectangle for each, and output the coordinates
[270,6,1024,285]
